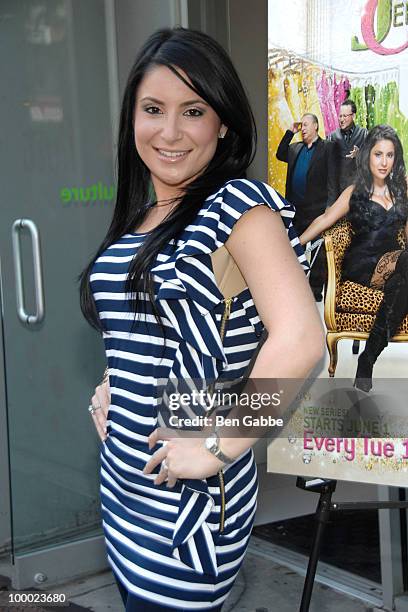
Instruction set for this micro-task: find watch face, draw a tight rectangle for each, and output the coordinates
[205,434,217,452]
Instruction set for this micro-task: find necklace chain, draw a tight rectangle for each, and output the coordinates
[373,185,389,198]
[142,198,180,211]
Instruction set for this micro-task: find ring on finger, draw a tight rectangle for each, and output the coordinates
[88,403,101,415]
[162,458,169,470]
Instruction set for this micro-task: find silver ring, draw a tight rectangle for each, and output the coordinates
[162,458,169,470]
[88,404,101,415]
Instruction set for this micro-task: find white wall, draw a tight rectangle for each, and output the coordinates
[268,0,307,53]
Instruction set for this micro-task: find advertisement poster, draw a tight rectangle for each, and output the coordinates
[267,0,408,486]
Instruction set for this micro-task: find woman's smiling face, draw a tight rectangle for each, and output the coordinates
[133,65,227,201]
[369,138,395,182]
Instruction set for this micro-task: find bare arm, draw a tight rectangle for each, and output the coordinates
[145,205,325,484]
[212,205,325,462]
[226,205,324,378]
[299,185,354,245]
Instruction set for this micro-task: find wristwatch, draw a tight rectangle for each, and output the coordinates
[204,432,234,465]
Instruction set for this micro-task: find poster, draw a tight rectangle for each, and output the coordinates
[267,0,408,486]
[268,378,408,487]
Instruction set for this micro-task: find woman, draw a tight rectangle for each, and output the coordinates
[79,28,323,611]
[300,125,408,392]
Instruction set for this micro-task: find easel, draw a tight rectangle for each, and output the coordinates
[296,477,408,611]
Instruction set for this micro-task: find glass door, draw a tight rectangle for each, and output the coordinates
[0,0,116,589]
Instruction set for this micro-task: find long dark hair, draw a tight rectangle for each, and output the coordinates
[78,27,256,333]
[354,124,407,215]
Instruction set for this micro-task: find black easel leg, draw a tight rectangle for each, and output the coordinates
[299,485,334,612]
[399,488,408,592]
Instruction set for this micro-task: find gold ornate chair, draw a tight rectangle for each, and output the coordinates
[323,219,408,376]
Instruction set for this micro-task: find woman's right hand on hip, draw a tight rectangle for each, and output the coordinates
[90,380,110,441]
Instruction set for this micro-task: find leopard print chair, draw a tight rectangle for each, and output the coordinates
[323,219,408,376]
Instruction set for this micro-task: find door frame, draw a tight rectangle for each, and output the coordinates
[0,258,12,575]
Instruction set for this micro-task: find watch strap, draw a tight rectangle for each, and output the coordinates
[213,446,234,465]
[206,432,234,465]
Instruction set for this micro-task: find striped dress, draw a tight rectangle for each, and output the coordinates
[90,179,307,610]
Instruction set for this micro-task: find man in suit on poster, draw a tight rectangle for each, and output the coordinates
[276,113,338,301]
[327,99,368,192]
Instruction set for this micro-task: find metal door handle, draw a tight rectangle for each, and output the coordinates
[11,219,45,325]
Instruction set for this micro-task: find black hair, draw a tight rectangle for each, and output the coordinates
[78,27,257,334]
[302,113,319,130]
[341,99,357,115]
[354,124,407,216]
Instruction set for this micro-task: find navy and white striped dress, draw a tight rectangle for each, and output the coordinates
[90,179,307,609]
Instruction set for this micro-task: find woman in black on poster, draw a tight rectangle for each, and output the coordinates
[300,125,408,392]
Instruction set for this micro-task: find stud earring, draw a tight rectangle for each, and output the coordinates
[218,131,226,139]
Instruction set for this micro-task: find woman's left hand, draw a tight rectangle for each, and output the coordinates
[143,427,224,488]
